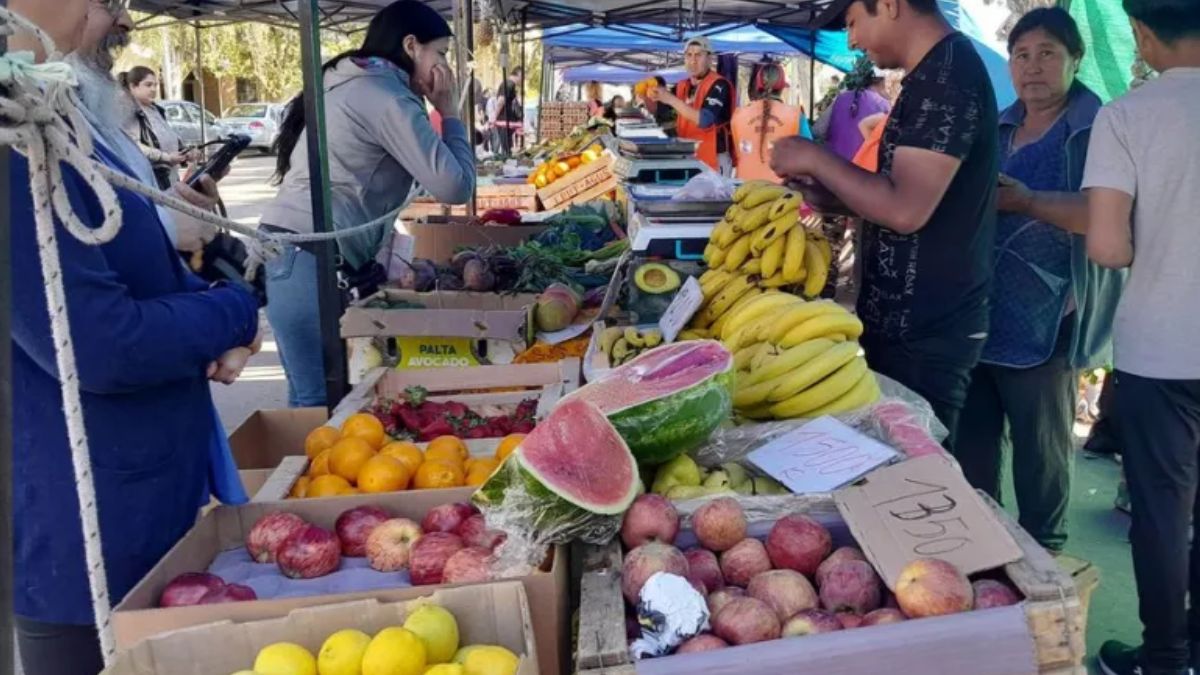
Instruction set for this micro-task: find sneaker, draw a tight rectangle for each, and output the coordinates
[1098,640,1194,675]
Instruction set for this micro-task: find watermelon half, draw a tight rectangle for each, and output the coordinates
[473,398,639,544]
[565,340,734,465]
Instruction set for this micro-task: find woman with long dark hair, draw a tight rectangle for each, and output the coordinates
[121,65,197,189]
[259,0,475,407]
[731,60,813,182]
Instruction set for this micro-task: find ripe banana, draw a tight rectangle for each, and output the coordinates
[768,191,803,220]
[804,368,881,417]
[815,234,833,270]
[740,404,777,420]
[761,236,785,278]
[719,292,802,342]
[700,275,756,325]
[703,242,716,265]
[765,340,862,403]
[745,338,837,386]
[700,270,733,299]
[723,234,754,272]
[749,343,782,371]
[733,201,775,235]
[802,238,829,299]
[678,329,710,341]
[779,313,865,348]
[751,212,799,255]
[724,204,743,223]
[708,243,728,270]
[643,329,663,347]
[740,184,789,209]
[733,341,772,372]
[598,326,623,354]
[734,179,775,203]
[766,300,844,343]
[734,377,780,408]
[740,258,763,276]
[711,219,737,248]
[758,274,795,289]
[782,227,807,283]
[710,288,764,337]
[700,267,730,287]
[624,327,646,348]
[725,320,768,352]
[768,357,870,418]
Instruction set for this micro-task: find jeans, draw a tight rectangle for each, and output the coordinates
[956,322,1076,551]
[264,245,327,407]
[16,616,104,675]
[1115,371,1200,671]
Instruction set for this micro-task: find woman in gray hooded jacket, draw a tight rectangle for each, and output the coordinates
[259,0,475,407]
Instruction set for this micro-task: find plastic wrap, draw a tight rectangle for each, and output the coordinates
[670,171,736,201]
[630,572,710,659]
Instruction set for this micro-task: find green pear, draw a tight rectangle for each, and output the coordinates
[702,470,731,489]
[753,476,790,496]
[666,485,736,500]
[721,462,749,488]
[651,454,702,495]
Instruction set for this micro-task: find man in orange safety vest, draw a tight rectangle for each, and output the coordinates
[649,36,736,174]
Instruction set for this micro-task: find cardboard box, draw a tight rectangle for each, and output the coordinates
[340,289,538,341]
[475,183,539,213]
[105,582,539,675]
[112,489,571,675]
[537,152,616,210]
[405,219,547,262]
[228,408,329,471]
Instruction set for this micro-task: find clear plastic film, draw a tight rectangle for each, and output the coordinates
[670,171,736,201]
[630,572,710,659]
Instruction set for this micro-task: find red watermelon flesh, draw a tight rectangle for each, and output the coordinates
[576,340,732,413]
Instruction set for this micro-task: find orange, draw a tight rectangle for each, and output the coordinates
[426,436,469,461]
[465,457,499,475]
[425,445,466,468]
[380,441,424,475]
[304,426,341,459]
[309,449,332,477]
[339,486,361,495]
[357,455,411,493]
[341,412,387,450]
[307,474,351,498]
[494,434,526,462]
[289,476,311,499]
[413,460,466,490]
[329,437,376,484]
[466,462,499,487]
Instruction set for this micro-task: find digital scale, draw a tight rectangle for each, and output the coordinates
[612,155,709,185]
[625,185,730,258]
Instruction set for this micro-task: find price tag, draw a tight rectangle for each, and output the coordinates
[657,276,704,343]
[746,417,898,494]
[394,337,480,369]
[833,454,1023,589]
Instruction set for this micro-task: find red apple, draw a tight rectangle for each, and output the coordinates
[707,587,746,616]
[747,569,818,621]
[684,548,725,594]
[781,609,843,637]
[816,546,868,587]
[335,505,391,557]
[621,542,689,605]
[456,514,507,551]
[158,572,225,608]
[836,612,864,629]
[620,494,680,549]
[692,497,747,552]
[712,596,781,645]
[720,538,771,588]
[421,502,479,534]
[246,512,308,563]
[819,560,882,614]
[972,579,1022,609]
[766,514,832,577]
[861,608,907,626]
[365,518,422,572]
[894,558,973,618]
[276,524,341,579]
[676,634,729,654]
[409,532,465,585]
[442,546,494,584]
[197,583,257,604]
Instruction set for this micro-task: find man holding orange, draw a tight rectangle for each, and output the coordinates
[649,37,736,174]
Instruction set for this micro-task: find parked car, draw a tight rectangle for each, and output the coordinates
[220,103,286,154]
[160,99,228,147]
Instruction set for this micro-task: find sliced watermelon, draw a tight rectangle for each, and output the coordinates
[565,340,734,465]
[473,398,639,544]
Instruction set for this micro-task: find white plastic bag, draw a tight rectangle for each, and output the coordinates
[671,171,736,201]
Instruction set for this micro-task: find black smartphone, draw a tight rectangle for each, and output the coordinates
[186,134,251,187]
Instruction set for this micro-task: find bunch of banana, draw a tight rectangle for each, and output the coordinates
[598,325,663,367]
[649,454,789,500]
[703,180,833,298]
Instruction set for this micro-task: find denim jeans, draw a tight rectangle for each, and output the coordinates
[265,245,328,407]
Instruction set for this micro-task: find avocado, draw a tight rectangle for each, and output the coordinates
[633,262,682,295]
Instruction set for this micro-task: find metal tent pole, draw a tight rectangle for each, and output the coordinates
[455,0,477,216]
[298,0,349,405]
[808,55,816,116]
[520,10,527,153]
[195,23,207,153]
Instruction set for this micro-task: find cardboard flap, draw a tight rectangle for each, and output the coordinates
[833,454,1023,589]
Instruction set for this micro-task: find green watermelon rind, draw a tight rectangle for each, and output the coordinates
[608,363,735,466]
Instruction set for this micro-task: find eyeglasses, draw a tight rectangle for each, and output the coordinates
[94,0,130,13]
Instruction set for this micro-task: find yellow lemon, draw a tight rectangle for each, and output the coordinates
[452,646,478,665]
[253,642,317,675]
[462,645,519,675]
[362,627,426,675]
[403,604,460,665]
[423,666,465,675]
[317,629,371,675]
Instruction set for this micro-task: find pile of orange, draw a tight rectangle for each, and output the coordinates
[291,416,528,498]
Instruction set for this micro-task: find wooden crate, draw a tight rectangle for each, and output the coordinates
[476,183,539,212]
[537,152,616,210]
[576,493,1088,675]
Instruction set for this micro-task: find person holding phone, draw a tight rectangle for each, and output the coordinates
[120,66,200,189]
[260,0,476,408]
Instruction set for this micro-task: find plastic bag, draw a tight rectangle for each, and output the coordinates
[671,171,735,201]
[630,572,709,660]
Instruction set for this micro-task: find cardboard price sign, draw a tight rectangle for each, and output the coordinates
[658,276,704,343]
[394,336,480,369]
[746,416,898,494]
[834,454,1023,589]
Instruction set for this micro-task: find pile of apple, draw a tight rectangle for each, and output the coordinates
[619,495,1023,654]
[158,503,509,608]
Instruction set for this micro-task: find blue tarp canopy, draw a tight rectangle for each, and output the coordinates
[561,64,687,85]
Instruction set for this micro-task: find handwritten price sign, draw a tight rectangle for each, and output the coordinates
[834,455,1023,589]
[746,417,898,494]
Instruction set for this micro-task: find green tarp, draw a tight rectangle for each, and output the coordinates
[1067,0,1139,102]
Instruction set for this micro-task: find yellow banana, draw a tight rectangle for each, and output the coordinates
[734,378,780,408]
[700,270,732,299]
[815,234,833,270]
[741,184,789,209]
[751,212,799,255]
[768,357,870,418]
[724,204,743,223]
[723,234,754,272]
[720,292,803,342]
[803,238,829,299]
[708,243,728,270]
[758,273,795,289]
[768,191,803,219]
[761,236,785,278]
[678,329,710,341]
[733,201,775,235]
[733,341,772,372]
[804,368,881,417]
[734,179,775,203]
[711,219,737,248]
[745,338,837,386]
[701,275,756,324]
[726,320,769,352]
[766,300,845,343]
[750,343,783,371]
[700,267,730,286]
[624,327,646,347]
[703,242,716,264]
[711,288,764,337]
[739,404,777,420]
[765,340,862,403]
[779,313,864,348]
[740,258,763,277]
[782,227,807,283]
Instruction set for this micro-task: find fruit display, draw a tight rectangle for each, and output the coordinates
[233,604,521,675]
[596,325,664,367]
[700,180,833,299]
[157,572,256,607]
[532,282,582,333]
[368,386,538,441]
[616,497,1024,661]
[648,453,788,501]
[562,340,733,465]
[526,143,606,189]
[633,77,661,100]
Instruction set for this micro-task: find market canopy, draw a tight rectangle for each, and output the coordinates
[561,64,687,85]
[1068,0,1137,102]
